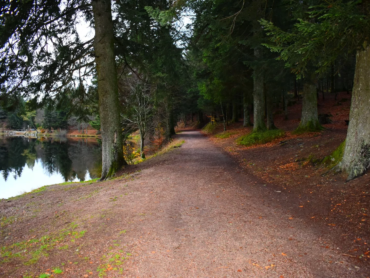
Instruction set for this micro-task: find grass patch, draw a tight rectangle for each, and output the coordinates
[1,216,17,227]
[10,186,49,200]
[215,131,235,139]
[134,139,185,164]
[237,129,285,146]
[0,223,86,266]
[322,141,345,168]
[9,178,100,200]
[202,122,217,134]
[97,250,132,277]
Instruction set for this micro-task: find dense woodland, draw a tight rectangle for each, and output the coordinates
[0,0,369,180]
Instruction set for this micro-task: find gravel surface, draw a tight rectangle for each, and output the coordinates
[121,130,364,277]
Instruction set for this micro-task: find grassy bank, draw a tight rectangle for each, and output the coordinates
[0,137,186,277]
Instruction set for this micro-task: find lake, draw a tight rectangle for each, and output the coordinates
[0,136,102,199]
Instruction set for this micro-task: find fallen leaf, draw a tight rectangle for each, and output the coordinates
[281,253,287,256]
[237,269,242,272]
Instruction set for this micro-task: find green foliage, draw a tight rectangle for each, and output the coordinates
[215,131,235,139]
[7,112,24,129]
[322,141,346,168]
[43,108,68,130]
[202,122,217,134]
[53,267,63,274]
[5,97,27,129]
[237,129,285,146]
[89,115,101,131]
[260,1,370,77]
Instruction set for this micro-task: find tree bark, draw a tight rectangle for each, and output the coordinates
[243,95,252,127]
[165,101,176,140]
[220,101,227,131]
[253,48,266,132]
[296,74,321,132]
[140,131,145,159]
[266,88,276,130]
[340,44,370,180]
[294,78,298,99]
[232,99,238,123]
[92,0,126,180]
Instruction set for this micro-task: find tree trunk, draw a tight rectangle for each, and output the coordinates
[232,100,238,123]
[243,95,252,127]
[266,89,276,130]
[140,131,145,159]
[166,103,176,140]
[294,78,298,99]
[220,101,227,131]
[296,74,321,132]
[253,48,266,132]
[340,45,370,180]
[92,0,126,180]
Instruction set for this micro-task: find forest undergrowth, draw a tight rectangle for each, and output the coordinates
[203,91,370,263]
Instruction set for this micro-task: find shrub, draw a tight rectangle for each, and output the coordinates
[237,129,285,146]
[202,122,217,134]
[215,131,234,139]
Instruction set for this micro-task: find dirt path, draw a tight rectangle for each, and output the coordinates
[1,130,368,277]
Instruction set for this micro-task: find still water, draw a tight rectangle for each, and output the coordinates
[0,136,102,199]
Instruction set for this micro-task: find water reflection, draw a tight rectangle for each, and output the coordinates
[0,137,102,198]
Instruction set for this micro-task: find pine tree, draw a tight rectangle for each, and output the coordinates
[261,1,370,179]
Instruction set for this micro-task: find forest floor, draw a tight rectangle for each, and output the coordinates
[1,92,370,278]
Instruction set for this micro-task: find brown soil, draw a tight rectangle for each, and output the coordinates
[1,92,369,277]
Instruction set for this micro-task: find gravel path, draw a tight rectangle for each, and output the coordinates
[121,130,362,277]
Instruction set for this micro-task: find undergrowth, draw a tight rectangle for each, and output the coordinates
[237,129,285,146]
[202,122,217,134]
[134,139,185,164]
[215,131,234,139]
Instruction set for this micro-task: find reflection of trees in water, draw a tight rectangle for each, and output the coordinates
[0,138,37,181]
[40,140,73,181]
[0,137,102,182]
[68,140,102,180]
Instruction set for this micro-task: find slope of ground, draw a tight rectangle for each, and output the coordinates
[205,91,370,267]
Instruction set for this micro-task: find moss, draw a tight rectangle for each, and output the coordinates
[106,160,120,180]
[322,141,346,168]
[202,122,217,134]
[237,129,285,146]
[215,131,235,139]
[294,121,323,134]
[253,124,267,133]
